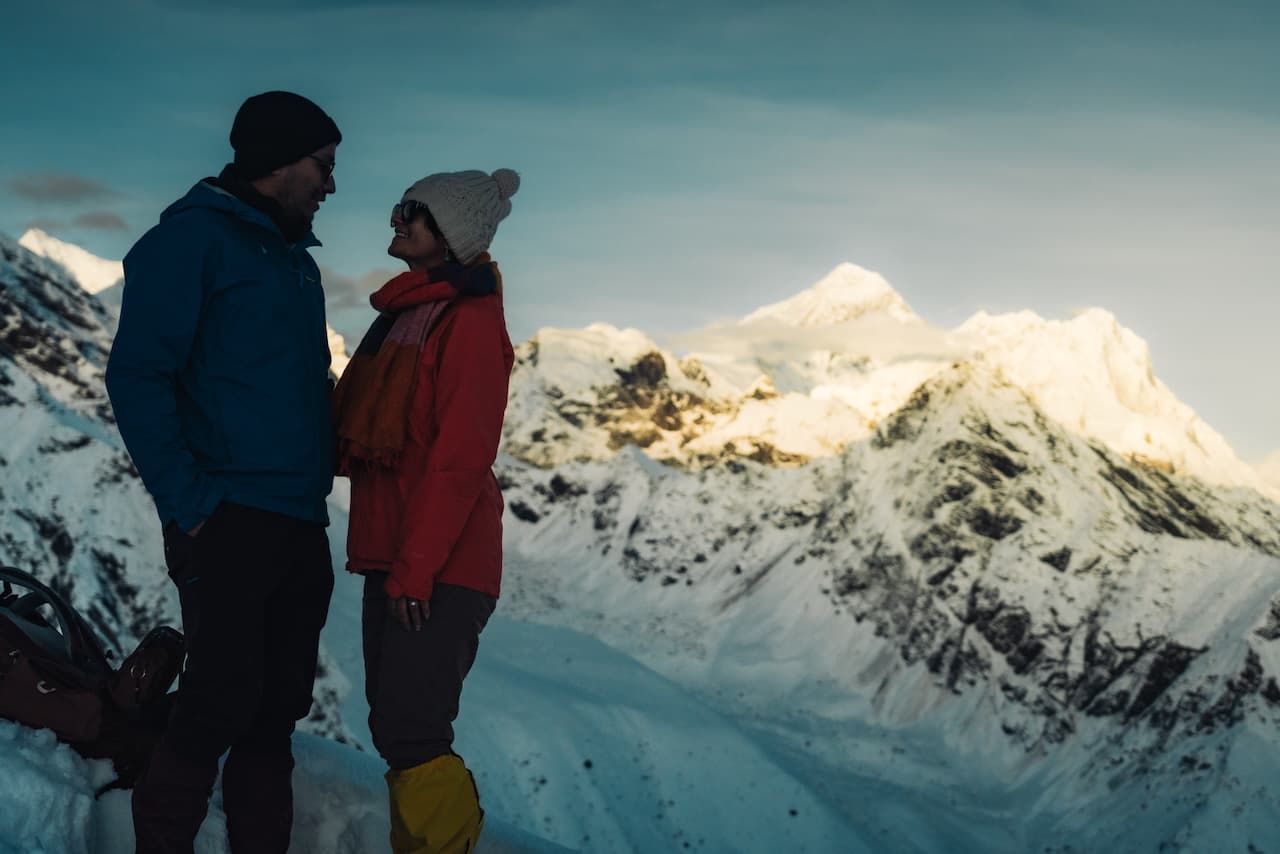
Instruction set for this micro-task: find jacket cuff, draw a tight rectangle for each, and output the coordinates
[386,561,435,602]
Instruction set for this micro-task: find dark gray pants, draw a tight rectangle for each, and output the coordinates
[362,573,495,770]
[134,502,333,854]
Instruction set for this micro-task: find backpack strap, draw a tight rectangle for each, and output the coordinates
[0,567,111,674]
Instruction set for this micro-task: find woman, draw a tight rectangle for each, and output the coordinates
[331,169,519,853]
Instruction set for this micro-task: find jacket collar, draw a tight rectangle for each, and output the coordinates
[161,178,321,249]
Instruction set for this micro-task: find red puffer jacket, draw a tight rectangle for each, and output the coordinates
[344,277,514,602]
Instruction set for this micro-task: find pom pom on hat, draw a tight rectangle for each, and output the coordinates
[402,169,520,265]
[492,168,520,201]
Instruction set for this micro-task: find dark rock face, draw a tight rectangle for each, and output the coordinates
[1040,547,1072,572]
[872,385,932,449]
[505,343,835,470]
[1091,446,1230,541]
[614,351,667,389]
[0,240,116,418]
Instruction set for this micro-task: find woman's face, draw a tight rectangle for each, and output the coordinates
[388,202,447,270]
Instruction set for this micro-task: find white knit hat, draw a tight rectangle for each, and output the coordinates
[401,169,520,264]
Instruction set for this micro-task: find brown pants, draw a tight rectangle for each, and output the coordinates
[362,573,496,770]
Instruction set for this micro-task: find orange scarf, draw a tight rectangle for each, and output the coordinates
[331,259,499,470]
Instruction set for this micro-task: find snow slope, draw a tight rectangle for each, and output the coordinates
[2,233,864,851]
[8,234,1280,852]
[0,597,868,853]
[18,229,123,295]
[0,232,355,743]
[1257,451,1280,494]
[0,721,572,854]
[495,359,1280,851]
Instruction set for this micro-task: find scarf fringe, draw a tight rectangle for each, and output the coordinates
[336,438,403,472]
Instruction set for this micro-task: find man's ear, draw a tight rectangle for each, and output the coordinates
[251,170,284,196]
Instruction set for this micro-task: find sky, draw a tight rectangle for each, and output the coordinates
[1,0,1278,458]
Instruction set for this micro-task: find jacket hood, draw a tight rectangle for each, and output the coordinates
[161,180,321,249]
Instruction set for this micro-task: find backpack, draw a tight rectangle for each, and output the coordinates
[0,565,185,793]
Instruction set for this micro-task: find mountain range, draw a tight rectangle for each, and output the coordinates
[4,230,1280,852]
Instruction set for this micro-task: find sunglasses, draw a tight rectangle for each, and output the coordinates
[391,200,444,238]
[307,155,336,179]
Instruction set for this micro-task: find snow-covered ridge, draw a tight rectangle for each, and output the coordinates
[962,307,1264,495]
[9,234,1280,849]
[15,228,355,379]
[0,232,355,741]
[505,263,1273,498]
[19,228,123,295]
[1256,451,1280,494]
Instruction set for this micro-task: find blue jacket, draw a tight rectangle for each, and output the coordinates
[106,181,334,530]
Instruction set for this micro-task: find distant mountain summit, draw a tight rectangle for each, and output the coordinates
[508,263,1272,497]
[961,307,1263,493]
[18,228,123,296]
[741,262,919,327]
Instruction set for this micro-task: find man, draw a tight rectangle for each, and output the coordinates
[105,91,341,854]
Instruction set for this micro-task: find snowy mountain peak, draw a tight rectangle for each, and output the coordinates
[18,228,123,295]
[741,262,918,327]
[952,306,1270,493]
[1260,451,1280,485]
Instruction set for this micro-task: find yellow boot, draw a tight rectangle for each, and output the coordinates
[385,754,485,854]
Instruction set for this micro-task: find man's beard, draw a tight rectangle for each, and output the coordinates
[279,201,315,243]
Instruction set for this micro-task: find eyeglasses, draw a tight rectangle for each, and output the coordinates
[392,200,429,223]
[391,200,444,238]
[308,155,336,179]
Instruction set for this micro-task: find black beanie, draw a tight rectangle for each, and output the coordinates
[229,91,342,180]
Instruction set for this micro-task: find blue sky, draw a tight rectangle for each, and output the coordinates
[2,0,1278,458]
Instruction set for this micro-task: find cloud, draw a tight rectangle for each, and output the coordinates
[318,266,397,307]
[22,211,129,233]
[664,316,976,365]
[72,211,128,231]
[9,172,119,203]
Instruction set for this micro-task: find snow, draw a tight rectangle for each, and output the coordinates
[1257,450,1280,492]
[489,353,1280,851]
[328,325,350,378]
[9,233,1280,852]
[0,600,867,853]
[513,262,1272,499]
[18,229,123,295]
[0,720,573,854]
[960,307,1268,494]
[0,725,98,854]
[516,323,711,399]
[741,262,919,327]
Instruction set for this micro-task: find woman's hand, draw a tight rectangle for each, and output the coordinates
[390,595,429,631]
